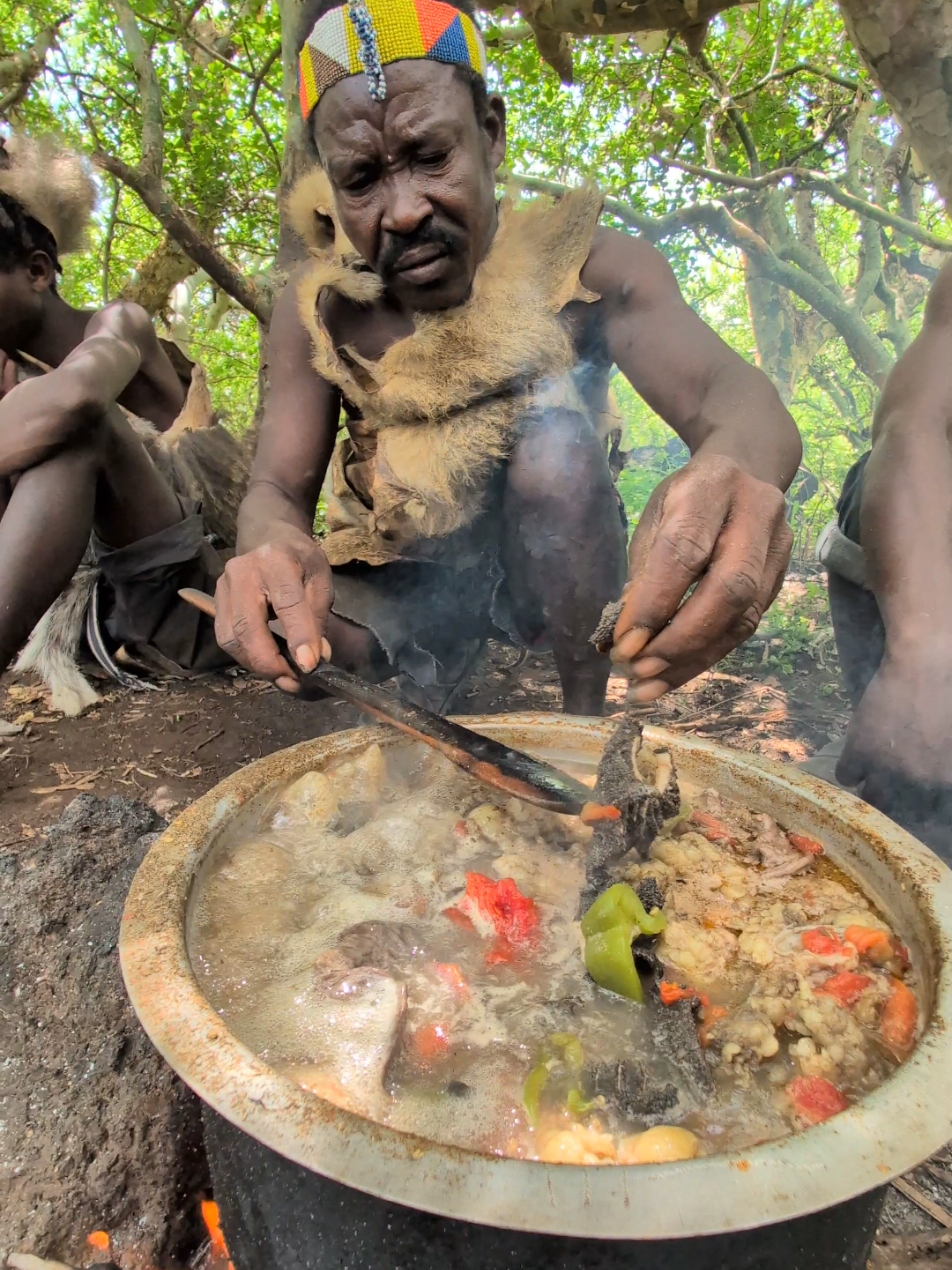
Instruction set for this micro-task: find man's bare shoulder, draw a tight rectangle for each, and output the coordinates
[86,300,186,426]
[581,225,682,313]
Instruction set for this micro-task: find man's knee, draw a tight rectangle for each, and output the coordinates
[507,408,615,515]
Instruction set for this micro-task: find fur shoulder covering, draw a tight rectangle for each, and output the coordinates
[291,174,605,551]
[293,177,604,430]
[0,134,96,256]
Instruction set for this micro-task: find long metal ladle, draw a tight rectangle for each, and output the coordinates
[179,588,608,817]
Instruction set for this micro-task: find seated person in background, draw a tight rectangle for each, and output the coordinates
[216,0,802,715]
[819,259,952,856]
[0,134,246,715]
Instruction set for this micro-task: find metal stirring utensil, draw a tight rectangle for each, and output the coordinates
[179,588,602,816]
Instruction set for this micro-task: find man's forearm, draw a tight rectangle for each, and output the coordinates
[0,334,141,476]
[861,419,952,653]
[235,479,317,555]
[690,364,802,490]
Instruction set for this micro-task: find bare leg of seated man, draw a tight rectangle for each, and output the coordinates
[0,408,183,673]
[502,407,627,716]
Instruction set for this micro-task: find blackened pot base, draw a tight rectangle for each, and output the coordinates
[204,1109,885,1270]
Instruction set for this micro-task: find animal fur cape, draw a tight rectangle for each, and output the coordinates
[287,169,605,566]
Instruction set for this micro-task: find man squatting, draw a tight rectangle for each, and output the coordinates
[216,0,803,714]
[0,135,245,712]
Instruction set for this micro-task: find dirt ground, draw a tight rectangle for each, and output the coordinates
[2,609,949,1269]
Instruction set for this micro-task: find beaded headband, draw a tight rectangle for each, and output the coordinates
[299,0,487,118]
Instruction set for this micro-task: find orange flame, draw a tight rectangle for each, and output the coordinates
[201,1199,235,1269]
[87,1230,111,1252]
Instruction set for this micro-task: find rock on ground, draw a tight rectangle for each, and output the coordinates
[0,795,208,1268]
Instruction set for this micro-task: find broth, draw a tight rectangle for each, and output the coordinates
[188,739,919,1164]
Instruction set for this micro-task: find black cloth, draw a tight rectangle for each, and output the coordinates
[92,501,230,675]
[836,451,870,545]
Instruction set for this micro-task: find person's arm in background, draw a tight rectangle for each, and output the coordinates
[214,269,342,692]
[582,229,801,699]
[0,301,184,476]
[835,261,952,797]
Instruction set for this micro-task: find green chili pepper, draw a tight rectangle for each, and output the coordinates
[522,1033,586,1125]
[522,1058,551,1127]
[584,925,645,1002]
[567,1087,599,1116]
[580,883,666,939]
[550,1033,584,1071]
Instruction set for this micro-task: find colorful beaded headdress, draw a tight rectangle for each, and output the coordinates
[299,0,487,118]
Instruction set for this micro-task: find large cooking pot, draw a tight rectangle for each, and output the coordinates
[120,715,952,1269]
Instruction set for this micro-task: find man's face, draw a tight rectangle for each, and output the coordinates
[314,60,506,312]
[0,257,49,353]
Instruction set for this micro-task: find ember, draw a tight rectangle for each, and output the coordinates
[200,1200,235,1270]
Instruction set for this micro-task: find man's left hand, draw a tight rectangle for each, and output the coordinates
[610,453,792,700]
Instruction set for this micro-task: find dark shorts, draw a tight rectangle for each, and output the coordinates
[90,501,230,676]
[836,451,869,545]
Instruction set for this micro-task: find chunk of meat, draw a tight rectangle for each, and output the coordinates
[752,815,813,880]
[584,715,680,898]
[335,921,425,973]
[273,770,340,829]
[716,1010,780,1067]
[288,968,407,1117]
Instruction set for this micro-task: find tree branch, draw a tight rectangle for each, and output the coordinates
[706,203,894,383]
[505,173,898,385]
[247,41,281,173]
[733,61,860,100]
[659,158,952,252]
[0,16,69,115]
[110,0,164,179]
[101,178,121,304]
[94,151,272,324]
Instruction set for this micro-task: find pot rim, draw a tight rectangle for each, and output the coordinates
[120,714,952,1241]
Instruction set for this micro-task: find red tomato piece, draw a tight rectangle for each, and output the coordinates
[881,978,918,1054]
[788,832,825,856]
[801,929,846,957]
[659,981,710,1008]
[690,810,737,845]
[451,873,539,947]
[579,801,622,825]
[786,1076,849,1125]
[432,962,470,997]
[411,1023,451,1062]
[816,971,873,1007]
[443,906,475,932]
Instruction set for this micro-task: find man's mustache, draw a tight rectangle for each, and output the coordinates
[377,220,464,283]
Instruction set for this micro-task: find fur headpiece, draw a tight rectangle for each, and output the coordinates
[0,134,96,256]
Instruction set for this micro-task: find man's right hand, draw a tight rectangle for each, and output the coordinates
[214,530,334,693]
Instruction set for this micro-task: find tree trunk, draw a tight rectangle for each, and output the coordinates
[838,0,952,213]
